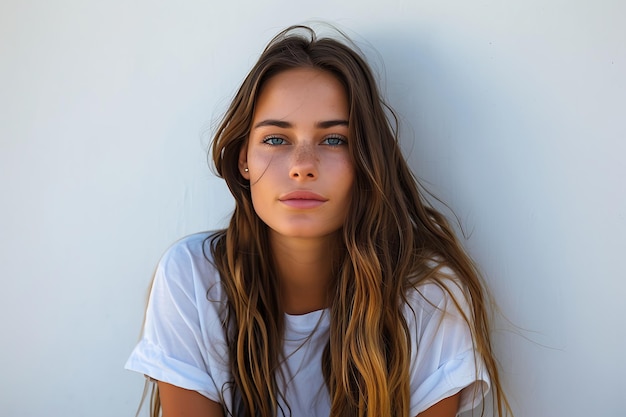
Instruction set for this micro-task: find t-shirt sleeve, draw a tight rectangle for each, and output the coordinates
[124,237,225,402]
[407,277,490,416]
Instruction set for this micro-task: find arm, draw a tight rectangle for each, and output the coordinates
[407,279,489,415]
[416,392,461,417]
[158,381,224,417]
[125,236,231,414]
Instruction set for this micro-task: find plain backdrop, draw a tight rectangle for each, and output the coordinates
[1,1,624,416]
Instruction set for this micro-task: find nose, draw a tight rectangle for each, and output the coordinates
[289,144,318,180]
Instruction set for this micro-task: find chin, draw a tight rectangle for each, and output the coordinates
[268,225,342,241]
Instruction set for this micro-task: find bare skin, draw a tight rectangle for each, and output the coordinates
[418,392,461,417]
[157,380,461,417]
[158,382,224,417]
[270,233,339,314]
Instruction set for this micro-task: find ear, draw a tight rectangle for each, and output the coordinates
[238,144,250,180]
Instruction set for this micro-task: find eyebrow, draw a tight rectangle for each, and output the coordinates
[253,119,349,129]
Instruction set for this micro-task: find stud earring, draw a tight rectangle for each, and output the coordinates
[244,168,249,172]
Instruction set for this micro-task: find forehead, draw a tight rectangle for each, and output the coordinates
[253,68,349,122]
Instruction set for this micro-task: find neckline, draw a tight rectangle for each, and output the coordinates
[284,309,329,341]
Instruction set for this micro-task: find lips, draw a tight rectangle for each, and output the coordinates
[279,191,328,209]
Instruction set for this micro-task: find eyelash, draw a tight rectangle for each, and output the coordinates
[262,136,287,146]
[261,135,348,146]
[321,135,348,146]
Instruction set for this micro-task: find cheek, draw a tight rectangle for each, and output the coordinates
[248,184,271,227]
[247,147,282,173]
[334,156,355,189]
[247,165,277,217]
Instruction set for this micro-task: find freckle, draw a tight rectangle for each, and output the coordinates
[295,145,316,162]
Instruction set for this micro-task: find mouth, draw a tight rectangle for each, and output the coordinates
[279,191,328,209]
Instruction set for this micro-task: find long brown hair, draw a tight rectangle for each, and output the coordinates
[150,24,512,417]
[209,25,511,417]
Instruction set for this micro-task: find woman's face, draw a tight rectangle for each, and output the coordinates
[239,67,354,242]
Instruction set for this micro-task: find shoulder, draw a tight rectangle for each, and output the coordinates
[405,267,471,320]
[157,232,218,279]
[404,267,490,415]
[159,232,216,268]
[402,265,476,347]
[153,231,224,304]
[126,231,231,401]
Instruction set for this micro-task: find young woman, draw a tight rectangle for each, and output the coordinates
[126,25,512,417]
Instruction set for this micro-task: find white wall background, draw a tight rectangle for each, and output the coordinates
[1,1,624,416]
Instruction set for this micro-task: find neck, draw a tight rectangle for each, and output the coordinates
[269,231,342,315]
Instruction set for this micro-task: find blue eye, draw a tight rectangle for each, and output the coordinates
[322,135,347,146]
[263,136,287,145]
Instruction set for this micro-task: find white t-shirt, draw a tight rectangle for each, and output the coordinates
[125,232,489,416]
